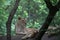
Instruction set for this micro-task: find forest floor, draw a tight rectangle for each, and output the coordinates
[0,33,60,40]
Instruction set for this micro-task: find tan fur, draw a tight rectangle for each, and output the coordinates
[22,28,39,39]
[15,17,39,39]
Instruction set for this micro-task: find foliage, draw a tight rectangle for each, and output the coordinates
[0,0,60,35]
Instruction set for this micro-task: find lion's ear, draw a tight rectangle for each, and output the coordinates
[18,17,21,20]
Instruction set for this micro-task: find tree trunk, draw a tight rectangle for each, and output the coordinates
[34,0,60,40]
[6,0,20,40]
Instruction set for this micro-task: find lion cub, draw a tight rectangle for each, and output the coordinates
[15,17,39,39]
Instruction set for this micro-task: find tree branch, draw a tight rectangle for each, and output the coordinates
[34,0,60,40]
[55,0,60,9]
[44,0,53,9]
[6,0,20,40]
[34,9,57,40]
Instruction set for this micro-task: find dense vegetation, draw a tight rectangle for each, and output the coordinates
[0,0,60,36]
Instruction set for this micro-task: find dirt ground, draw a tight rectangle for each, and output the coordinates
[0,33,60,40]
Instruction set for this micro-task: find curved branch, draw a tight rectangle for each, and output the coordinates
[34,0,60,40]
[6,0,20,40]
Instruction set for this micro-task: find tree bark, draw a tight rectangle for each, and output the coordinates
[34,0,60,40]
[6,0,20,40]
